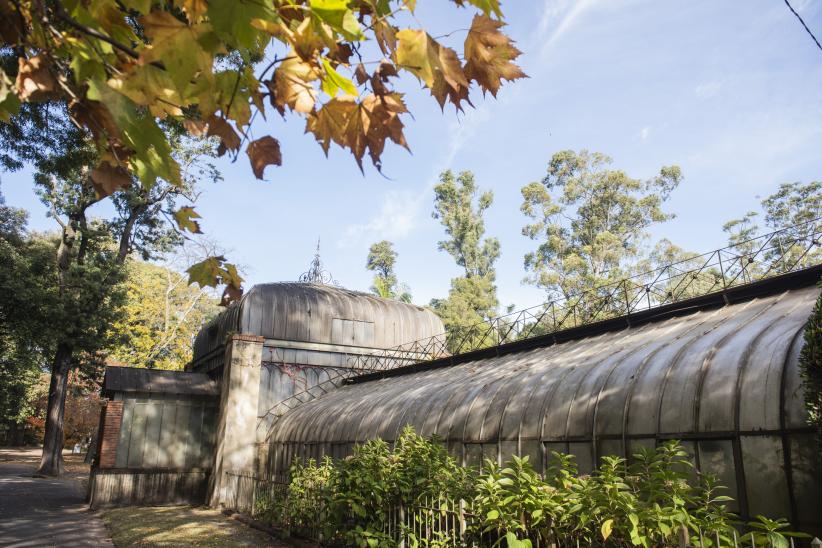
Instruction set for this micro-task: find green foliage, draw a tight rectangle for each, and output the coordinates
[258,428,806,546]
[724,182,822,273]
[106,260,220,370]
[800,283,822,431]
[431,170,500,351]
[521,150,682,305]
[366,240,412,303]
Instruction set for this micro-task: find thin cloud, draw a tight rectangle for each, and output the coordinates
[337,106,492,249]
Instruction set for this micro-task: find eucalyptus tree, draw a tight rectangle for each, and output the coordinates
[723,181,822,271]
[366,240,411,303]
[431,170,500,349]
[520,150,682,305]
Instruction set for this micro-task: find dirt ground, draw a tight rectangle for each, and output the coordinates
[101,505,293,547]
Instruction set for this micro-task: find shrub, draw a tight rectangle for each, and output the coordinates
[262,427,806,547]
[800,283,822,431]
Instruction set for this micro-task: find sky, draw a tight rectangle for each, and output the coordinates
[2,0,821,310]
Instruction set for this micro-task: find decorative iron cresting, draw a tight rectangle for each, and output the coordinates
[263,218,822,421]
[298,238,339,285]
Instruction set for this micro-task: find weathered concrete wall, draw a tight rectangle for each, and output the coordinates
[88,469,209,508]
[209,334,264,507]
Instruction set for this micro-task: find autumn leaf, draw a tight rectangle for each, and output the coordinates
[183,118,208,137]
[187,256,225,288]
[138,11,214,93]
[15,56,56,101]
[320,58,358,97]
[173,206,202,234]
[395,30,469,110]
[205,114,241,156]
[269,54,319,114]
[90,162,132,198]
[309,0,364,41]
[305,95,357,155]
[246,136,282,179]
[451,0,503,18]
[463,15,526,96]
[187,255,244,305]
[305,93,409,171]
[0,69,21,122]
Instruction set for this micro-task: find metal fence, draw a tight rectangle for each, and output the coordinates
[221,472,811,547]
[261,219,822,423]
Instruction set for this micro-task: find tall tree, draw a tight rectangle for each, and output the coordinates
[1,103,221,474]
[430,170,500,349]
[723,181,822,273]
[366,240,411,303]
[0,191,52,445]
[1,1,525,295]
[520,150,682,304]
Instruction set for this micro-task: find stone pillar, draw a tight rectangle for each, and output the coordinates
[209,334,264,507]
[97,401,123,469]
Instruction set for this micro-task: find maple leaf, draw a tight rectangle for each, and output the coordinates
[0,69,20,122]
[450,0,503,18]
[187,256,225,288]
[138,11,214,94]
[305,95,357,155]
[246,136,282,179]
[269,55,319,114]
[15,56,56,101]
[90,161,132,198]
[172,206,202,234]
[320,58,358,97]
[183,118,208,137]
[107,65,184,117]
[395,30,470,110]
[305,93,409,171]
[205,114,241,156]
[187,255,244,305]
[463,15,526,97]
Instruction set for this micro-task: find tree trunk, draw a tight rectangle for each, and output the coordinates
[36,342,73,476]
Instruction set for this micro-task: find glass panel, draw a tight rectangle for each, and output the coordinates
[482,443,498,469]
[740,436,790,520]
[465,444,483,469]
[627,438,656,465]
[789,433,822,528]
[698,439,739,513]
[597,439,623,463]
[499,441,518,466]
[568,442,594,475]
[544,442,569,475]
[520,440,542,473]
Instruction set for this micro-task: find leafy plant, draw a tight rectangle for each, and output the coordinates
[261,428,809,547]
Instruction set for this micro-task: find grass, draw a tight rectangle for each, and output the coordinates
[101,505,291,547]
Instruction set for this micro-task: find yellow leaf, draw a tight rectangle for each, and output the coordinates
[601,519,614,541]
[395,30,469,110]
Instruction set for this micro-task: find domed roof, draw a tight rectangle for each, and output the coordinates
[192,283,443,367]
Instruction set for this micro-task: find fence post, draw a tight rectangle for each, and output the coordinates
[398,503,406,548]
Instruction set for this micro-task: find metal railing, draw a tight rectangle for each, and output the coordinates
[261,218,822,424]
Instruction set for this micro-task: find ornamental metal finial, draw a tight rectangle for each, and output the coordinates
[299,238,338,285]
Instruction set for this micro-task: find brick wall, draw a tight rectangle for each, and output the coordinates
[97,401,123,469]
